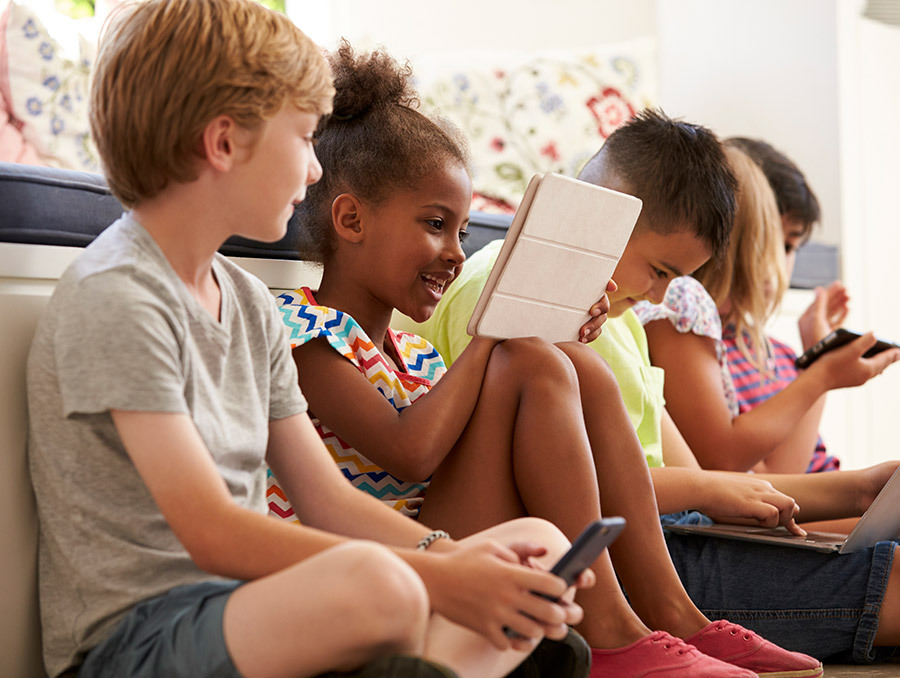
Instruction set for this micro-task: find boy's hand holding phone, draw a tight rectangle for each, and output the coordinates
[414,537,587,650]
[502,518,625,640]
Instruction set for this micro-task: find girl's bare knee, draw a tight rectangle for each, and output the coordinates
[556,340,613,374]
[493,337,578,385]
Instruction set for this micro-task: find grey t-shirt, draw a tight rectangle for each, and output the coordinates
[27,215,307,676]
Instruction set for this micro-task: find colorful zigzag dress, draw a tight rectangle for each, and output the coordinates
[269,287,447,520]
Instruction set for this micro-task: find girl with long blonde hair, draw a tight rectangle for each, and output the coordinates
[637,143,897,474]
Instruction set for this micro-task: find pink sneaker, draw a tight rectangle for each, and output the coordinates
[590,631,758,677]
[685,620,823,678]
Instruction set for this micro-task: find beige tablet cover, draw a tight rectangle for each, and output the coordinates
[467,173,642,343]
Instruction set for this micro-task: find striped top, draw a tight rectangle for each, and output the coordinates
[722,325,839,473]
[268,287,447,521]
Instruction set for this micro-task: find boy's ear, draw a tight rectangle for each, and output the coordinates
[200,115,242,172]
[331,193,365,243]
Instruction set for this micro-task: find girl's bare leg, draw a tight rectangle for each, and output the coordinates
[419,338,650,649]
[556,342,710,639]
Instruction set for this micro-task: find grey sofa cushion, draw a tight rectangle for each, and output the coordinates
[0,162,511,259]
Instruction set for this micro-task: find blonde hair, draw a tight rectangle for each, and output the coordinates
[90,0,334,207]
[694,143,787,373]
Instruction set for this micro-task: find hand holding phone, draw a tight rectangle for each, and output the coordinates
[795,328,900,369]
[539,517,626,598]
[503,517,626,638]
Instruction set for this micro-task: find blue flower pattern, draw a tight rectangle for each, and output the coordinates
[12,7,100,171]
[23,18,39,39]
[536,82,563,113]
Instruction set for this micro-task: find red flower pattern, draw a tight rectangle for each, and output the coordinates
[540,141,560,162]
[586,87,636,138]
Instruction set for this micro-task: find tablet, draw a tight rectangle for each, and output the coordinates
[467,173,642,343]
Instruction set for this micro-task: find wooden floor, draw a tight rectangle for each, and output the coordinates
[826,666,900,676]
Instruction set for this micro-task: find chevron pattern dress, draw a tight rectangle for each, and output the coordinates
[270,287,447,521]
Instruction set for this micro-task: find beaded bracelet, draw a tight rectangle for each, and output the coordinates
[416,529,451,551]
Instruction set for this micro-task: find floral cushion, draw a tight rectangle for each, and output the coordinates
[414,38,657,209]
[0,1,38,164]
[0,1,99,171]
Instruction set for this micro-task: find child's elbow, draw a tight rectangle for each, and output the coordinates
[384,441,439,483]
[188,545,221,575]
[173,521,235,576]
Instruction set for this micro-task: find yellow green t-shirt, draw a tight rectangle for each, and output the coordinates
[414,239,666,468]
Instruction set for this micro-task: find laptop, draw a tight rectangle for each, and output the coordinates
[664,467,900,554]
[467,173,642,344]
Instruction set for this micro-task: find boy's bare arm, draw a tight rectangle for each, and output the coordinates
[291,336,498,481]
[111,410,350,579]
[653,410,804,533]
[266,410,443,543]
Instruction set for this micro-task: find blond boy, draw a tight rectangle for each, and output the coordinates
[26,2,585,677]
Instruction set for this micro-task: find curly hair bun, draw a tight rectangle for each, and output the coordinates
[329,40,418,121]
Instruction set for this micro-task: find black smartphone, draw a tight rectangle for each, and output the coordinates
[503,517,626,638]
[541,517,626,597]
[794,328,900,369]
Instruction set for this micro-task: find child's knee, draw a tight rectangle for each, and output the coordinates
[486,516,571,562]
[556,340,614,376]
[493,337,578,385]
[326,541,430,644]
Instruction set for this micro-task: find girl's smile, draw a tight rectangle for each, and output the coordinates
[362,159,473,323]
[421,271,454,299]
[315,158,473,344]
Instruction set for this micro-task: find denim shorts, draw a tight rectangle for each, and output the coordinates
[79,580,243,678]
[661,511,899,664]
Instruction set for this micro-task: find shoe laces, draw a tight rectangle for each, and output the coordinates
[711,620,754,641]
[650,631,692,656]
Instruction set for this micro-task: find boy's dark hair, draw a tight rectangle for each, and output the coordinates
[296,41,470,263]
[726,137,820,241]
[578,109,737,264]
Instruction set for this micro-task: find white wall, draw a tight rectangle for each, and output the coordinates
[287,0,656,56]
[830,6,900,469]
[656,0,843,246]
